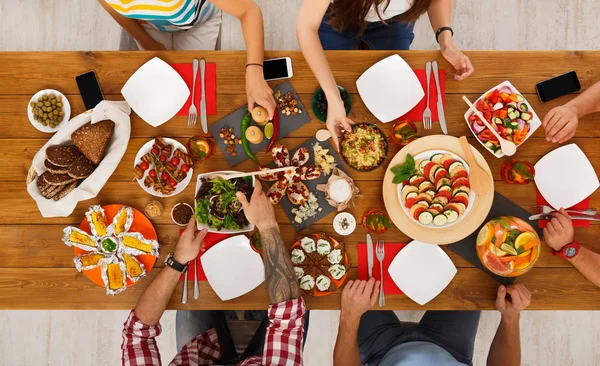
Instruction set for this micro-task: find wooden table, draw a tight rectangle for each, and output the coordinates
[1,50,600,310]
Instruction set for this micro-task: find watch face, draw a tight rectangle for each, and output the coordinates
[565,247,577,257]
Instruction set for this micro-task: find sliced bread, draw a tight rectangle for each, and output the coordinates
[53,181,78,201]
[44,159,69,174]
[46,145,82,167]
[43,172,77,186]
[68,155,96,179]
[71,120,115,165]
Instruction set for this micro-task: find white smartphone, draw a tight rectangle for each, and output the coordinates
[263,57,293,81]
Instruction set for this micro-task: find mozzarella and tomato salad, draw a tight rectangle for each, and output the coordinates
[401,153,470,226]
[468,86,533,155]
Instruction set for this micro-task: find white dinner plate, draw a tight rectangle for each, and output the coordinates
[133,138,193,197]
[534,144,599,209]
[121,57,189,127]
[201,235,265,301]
[397,149,475,229]
[356,54,424,123]
[388,240,457,305]
[27,89,71,133]
[194,171,255,234]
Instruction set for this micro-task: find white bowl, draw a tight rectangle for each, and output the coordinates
[27,89,71,133]
[388,240,457,305]
[333,212,356,236]
[463,80,542,158]
[396,149,475,229]
[121,57,189,127]
[201,235,265,301]
[133,137,193,198]
[194,171,255,234]
[356,54,424,123]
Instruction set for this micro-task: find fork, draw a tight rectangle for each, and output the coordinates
[188,58,199,127]
[376,240,385,307]
[532,205,597,216]
[422,62,433,130]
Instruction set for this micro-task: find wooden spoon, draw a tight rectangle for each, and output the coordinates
[462,95,517,156]
[458,136,492,196]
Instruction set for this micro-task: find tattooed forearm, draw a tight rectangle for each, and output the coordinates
[260,227,301,304]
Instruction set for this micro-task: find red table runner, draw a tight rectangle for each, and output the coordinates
[170,63,217,116]
[399,69,446,122]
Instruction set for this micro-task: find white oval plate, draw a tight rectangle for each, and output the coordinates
[396,149,475,229]
[27,89,71,133]
[133,137,193,197]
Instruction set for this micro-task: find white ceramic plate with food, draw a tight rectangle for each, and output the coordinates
[534,144,599,209]
[388,240,457,305]
[397,150,475,229]
[121,57,189,127]
[356,54,424,123]
[27,89,71,133]
[463,80,542,158]
[195,171,255,234]
[201,235,265,301]
[133,138,193,197]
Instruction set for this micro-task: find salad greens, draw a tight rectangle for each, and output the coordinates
[195,176,253,231]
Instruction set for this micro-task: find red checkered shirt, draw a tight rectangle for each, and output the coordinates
[121,298,306,366]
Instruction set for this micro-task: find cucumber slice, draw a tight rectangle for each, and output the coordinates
[401,185,418,198]
[448,161,463,173]
[443,209,459,223]
[406,191,418,200]
[431,153,444,164]
[516,94,525,102]
[433,214,448,226]
[418,211,434,225]
[439,185,452,192]
[424,190,436,198]
[418,160,431,174]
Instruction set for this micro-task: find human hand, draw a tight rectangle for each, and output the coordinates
[173,218,207,263]
[236,183,277,231]
[326,98,354,152]
[141,39,167,51]
[246,66,276,120]
[340,278,380,324]
[495,283,531,321]
[542,105,579,143]
[440,39,474,81]
[542,208,575,251]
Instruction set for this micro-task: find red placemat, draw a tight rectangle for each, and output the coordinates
[170,63,217,116]
[399,69,446,122]
[536,189,590,228]
[179,231,231,281]
[358,242,407,295]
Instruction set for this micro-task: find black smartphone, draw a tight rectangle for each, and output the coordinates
[75,71,105,110]
[263,57,293,81]
[536,71,581,103]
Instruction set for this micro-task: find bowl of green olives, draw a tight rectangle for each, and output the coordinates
[27,89,71,133]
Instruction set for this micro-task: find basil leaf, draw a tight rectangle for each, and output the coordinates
[406,154,415,169]
[512,162,534,179]
[391,165,404,175]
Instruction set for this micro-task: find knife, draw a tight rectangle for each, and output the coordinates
[432,61,447,135]
[366,233,374,278]
[529,213,600,221]
[200,59,208,134]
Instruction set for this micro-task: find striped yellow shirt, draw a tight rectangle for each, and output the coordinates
[105,0,218,32]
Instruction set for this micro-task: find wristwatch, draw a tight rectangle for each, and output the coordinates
[552,240,580,260]
[164,252,189,273]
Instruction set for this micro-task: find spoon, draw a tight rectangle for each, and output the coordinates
[458,136,492,196]
[462,96,517,156]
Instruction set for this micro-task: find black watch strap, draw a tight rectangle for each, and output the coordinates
[435,26,454,43]
[165,253,189,273]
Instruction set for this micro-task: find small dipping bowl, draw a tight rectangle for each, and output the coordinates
[333,212,357,236]
[171,203,194,226]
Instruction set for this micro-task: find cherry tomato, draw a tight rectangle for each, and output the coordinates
[161,172,169,181]
[170,157,180,166]
[140,161,150,171]
[151,148,159,156]
[180,164,190,173]
[148,169,157,178]
[159,155,167,163]
[168,178,177,187]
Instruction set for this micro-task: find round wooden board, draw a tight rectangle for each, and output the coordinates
[382,135,494,245]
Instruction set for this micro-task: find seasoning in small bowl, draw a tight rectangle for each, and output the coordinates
[145,200,164,219]
[171,203,194,226]
[333,212,356,236]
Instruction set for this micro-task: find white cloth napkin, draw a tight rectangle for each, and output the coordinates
[27,100,132,217]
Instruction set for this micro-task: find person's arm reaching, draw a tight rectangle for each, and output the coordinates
[97,0,166,50]
[334,279,379,366]
[544,208,600,287]
[297,0,354,152]
[543,80,600,143]
[426,0,474,80]
[212,0,276,119]
[487,283,531,366]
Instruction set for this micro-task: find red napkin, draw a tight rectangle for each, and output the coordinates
[535,189,590,228]
[358,242,407,295]
[170,63,217,116]
[179,232,231,281]
[399,69,446,122]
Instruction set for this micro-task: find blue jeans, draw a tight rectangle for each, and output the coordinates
[176,309,310,365]
[358,310,481,365]
[318,11,415,50]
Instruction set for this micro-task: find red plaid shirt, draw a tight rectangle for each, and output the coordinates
[121,298,306,366]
